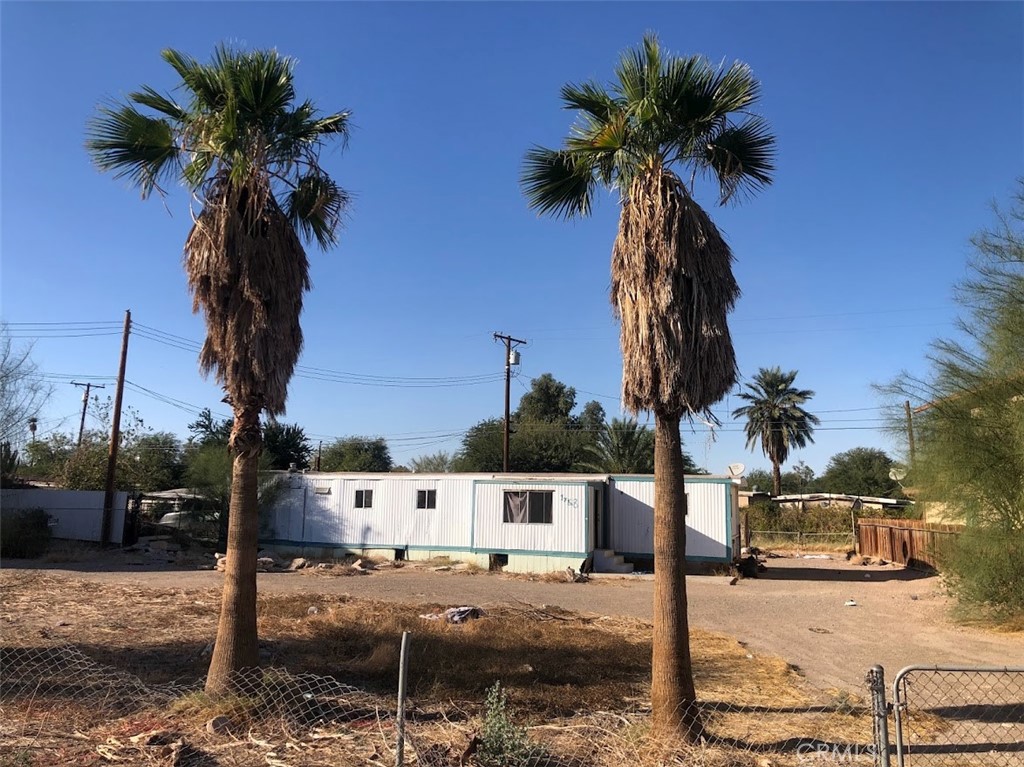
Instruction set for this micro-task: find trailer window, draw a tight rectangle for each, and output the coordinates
[416,489,437,509]
[355,489,373,508]
[503,490,553,524]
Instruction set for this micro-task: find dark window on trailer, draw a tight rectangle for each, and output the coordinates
[355,489,373,508]
[416,489,437,509]
[502,490,553,524]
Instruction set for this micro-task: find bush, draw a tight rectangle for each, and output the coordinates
[745,499,919,536]
[943,526,1024,623]
[477,682,532,767]
[1,508,52,558]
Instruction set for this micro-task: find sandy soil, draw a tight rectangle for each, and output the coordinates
[4,553,1021,693]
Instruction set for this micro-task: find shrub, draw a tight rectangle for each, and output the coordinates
[477,682,532,767]
[943,526,1024,623]
[1,508,52,558]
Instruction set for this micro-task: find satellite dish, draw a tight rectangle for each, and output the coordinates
[727,462,746,478]
[889,467,907,481]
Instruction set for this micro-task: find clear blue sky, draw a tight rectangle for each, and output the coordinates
[2,2,1021,476]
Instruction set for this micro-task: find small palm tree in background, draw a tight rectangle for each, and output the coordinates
[87,45,351,693]
[732,367,820,495]
[522,34,774,741]
[579,417,656,474]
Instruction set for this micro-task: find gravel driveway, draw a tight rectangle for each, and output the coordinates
[10,555,1022,693]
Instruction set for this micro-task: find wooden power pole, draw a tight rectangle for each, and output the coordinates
[904,399,916,467]
[493,332,525,472]
[101,310,131,545]
[71,381,106,447]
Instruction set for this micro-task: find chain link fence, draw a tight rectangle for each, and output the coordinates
[2,643,1021,766]
[2,641,884,767]
[891,666,1024,767]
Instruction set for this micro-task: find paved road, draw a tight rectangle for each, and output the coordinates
[9,556,1022,692]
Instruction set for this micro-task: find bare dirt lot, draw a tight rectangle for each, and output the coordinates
[5,551,1021,693]
[3,551,1022,767]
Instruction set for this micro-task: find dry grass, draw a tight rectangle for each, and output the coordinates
[0,570,885,767]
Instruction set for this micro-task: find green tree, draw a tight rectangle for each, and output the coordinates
[885,181,1024,533]
[321,437,392,472]
[24,433,76,480]
[578,417,655,473]
[818,447,901,498]
[409,450,458,473]
[576,400,607,434]
[522,35,774,740]
[0,442,21,487]
[745,466,816,495]
[744,468,773,494]
[516,373,577,422]
[188,408,233,446]
[88,45,351,693]
[454,419,504,472]
[732,368,820,496]
[262,421,311,470]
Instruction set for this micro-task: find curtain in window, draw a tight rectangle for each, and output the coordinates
[503,491,528,523]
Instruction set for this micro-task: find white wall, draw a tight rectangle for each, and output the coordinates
[472,480,593,556]
[609,476,736,561]
[268,474,474,552]
[1,489,128,545]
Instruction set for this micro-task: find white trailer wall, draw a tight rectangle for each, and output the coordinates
[266,474,474,554]
[609,476,738,562]
[1,489,128,545]
[471,480,594,558]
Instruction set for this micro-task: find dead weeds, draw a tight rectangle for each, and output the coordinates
[0,570,883,766]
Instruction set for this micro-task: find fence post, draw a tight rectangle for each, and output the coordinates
[396,631,411,767]
[867,665,891,767]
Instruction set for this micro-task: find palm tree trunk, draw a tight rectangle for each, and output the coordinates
[651,413,701,742]
[772,461,782,496]
[205,406,262,694]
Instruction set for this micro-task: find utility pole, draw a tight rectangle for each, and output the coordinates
[71,381,106,447]
[316,440,323,472]
[904,400,916,468]
[101,310,131,546]
[493,332,525,472]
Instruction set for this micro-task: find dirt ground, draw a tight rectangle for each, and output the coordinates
[5,551,1021,694]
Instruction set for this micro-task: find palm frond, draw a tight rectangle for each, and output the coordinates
[285,173,349,249]
[130,86,189,121]
[560,81,619,122]
[521,147,597,219]
[703,115,775,203]
[85,103,179,197]
[162,48,225,110]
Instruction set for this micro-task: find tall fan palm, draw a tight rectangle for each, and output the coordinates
[732,367,820,495]
[87,46,350,693]
[522,35,774,741]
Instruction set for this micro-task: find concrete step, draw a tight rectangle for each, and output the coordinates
[591,548,634,574]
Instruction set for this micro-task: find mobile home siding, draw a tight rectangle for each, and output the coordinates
[268,475,473,550]
[0,489,128,545]
[471,480,592,556]
[609,476,735,561]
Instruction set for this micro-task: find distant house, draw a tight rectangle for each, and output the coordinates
[773,493,913,514]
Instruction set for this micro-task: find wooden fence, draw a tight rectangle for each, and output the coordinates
[857,517,963,569]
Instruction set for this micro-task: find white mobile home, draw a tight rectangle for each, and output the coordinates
[607,475,740,564]
[263,471,737,573]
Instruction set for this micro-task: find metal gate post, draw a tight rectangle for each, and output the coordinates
[867,665,892,767]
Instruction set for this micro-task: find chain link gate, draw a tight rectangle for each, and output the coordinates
[889,665,1024,767]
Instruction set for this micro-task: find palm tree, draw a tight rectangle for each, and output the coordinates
[732,367,820,495]
[579,417,655,473]
[522,35,774,741]
[87,46,350,693]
